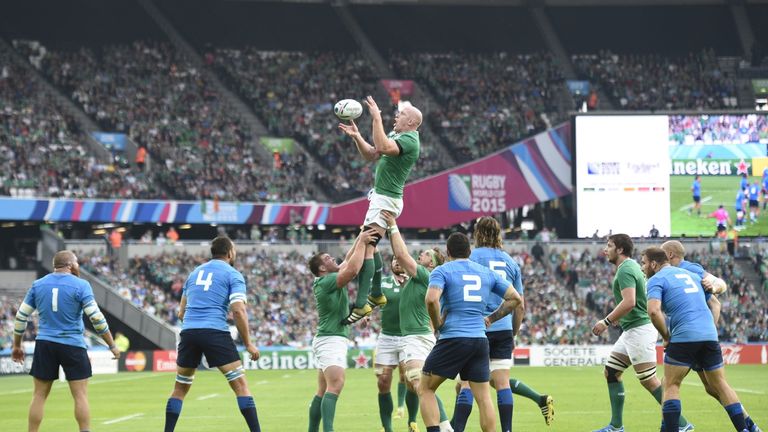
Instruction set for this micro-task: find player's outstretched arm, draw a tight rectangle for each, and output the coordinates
[647,299,669,345]
[364,96,400,156]
[339,120,379,162]
[231,301,259,361]
[486,284,522,325]
[707,295,722,327]
[341,233,362,265]
[382,211,417,277]
[337,230,373,288]
[701,272,727,295]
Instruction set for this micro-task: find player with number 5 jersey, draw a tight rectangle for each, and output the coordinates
[164,236,262,432]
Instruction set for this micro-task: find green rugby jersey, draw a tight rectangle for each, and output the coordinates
[380,275,405,337]
[313,273,350,338]
[399,265,431,336]
[612,258,651,331]
[374,130,420,199]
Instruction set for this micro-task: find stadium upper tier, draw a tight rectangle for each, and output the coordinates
[1,0,757,203]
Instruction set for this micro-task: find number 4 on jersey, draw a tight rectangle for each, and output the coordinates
[196,270,213,291]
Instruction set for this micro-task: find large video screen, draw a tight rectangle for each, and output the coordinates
[575,113,768,238]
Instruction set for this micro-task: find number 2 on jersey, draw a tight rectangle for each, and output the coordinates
[674,273,699,294]
[195,270,213,291]
[463,275,482,302]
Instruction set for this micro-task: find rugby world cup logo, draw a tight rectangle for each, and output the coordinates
[448,174,472,211]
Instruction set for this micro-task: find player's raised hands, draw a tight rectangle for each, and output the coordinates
[357,228,375,245]
[381,210,397,228]
[363,96,381,119]
[338,120,360,138]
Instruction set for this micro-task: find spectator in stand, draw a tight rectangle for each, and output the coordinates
[167,227,179,245]
[135,145,147,171]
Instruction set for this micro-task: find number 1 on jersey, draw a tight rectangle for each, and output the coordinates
[52,288,59,312]
[196,270,213,291]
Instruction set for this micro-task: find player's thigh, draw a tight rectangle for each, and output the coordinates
[622,324,658,366]
[67,378,89,401]
[488,330,513,388]
[198,330,241,368]
[663,363,689,387]
[323,365,346,390]
[32,377,54,399]
[402,333,435,365]
[375,335,402,370]
[58,344,92,381]
[313,336,348,373]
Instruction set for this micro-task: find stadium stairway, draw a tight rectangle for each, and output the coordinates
[137,0,332,202]
[331,1,460,167]
[39,228,176,350]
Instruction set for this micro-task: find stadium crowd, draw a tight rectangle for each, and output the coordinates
[390,52,565,161]
[0,295,36,350]
[668,114,768,145]
[0,55,157,199]
[211,48,446,199]
[572,50,739,111]
[19,41,312,202]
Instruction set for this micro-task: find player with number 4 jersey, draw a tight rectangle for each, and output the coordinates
[164,236,261,432]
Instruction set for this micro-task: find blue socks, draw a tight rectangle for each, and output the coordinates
[497,388,514,432]
[662,399,681,432]
[452,388,474,432]
[725,403,747,431]
[164,397,183,432]
[237,396,261,432]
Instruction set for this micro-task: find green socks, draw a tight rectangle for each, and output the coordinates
[509,378,542,403]
[436,395,449,422]
[406,390,419,423]
[321,392,338,432]
[378,392,394,432]
[397,382,406,409]
[371,251,383,298]
[308,395,322,432]
[608,382,625,428]
[653,385,690,427]
[354,259,374,308]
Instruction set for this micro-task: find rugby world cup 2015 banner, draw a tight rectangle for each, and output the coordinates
[329,123,572,228]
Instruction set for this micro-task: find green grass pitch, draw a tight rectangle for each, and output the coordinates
[0,365,765,431]
[671,175,768,237]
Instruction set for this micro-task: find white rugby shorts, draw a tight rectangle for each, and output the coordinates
[364,190,403,229]
[375,334,405,366]
[312,336,348,371]
[400,333,436,363]
[612,323,658,365]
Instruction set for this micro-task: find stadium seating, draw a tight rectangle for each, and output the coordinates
[390,52,565,162]
[25,41,314,202]
[0,295,36,350]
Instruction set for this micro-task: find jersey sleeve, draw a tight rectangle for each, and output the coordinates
[79,280,96,305]
[646,276,663,301]
[395,132,418,156]
[229,270,247,305]
[507,257,523,294]
[686,263,706,278]
[615,265,638,291]
[428,267,446,290]
[491,272,509,298]
[22,284,37,309]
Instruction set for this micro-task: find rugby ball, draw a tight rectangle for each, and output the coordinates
[334,99,363,121]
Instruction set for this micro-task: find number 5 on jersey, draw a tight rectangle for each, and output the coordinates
[196,270,213,291]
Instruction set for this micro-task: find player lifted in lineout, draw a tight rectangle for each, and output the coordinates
[338,96,423,324]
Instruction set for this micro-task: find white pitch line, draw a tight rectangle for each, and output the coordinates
[679,195,713,212]
[0,373,163,397]
[683,381,765,394]
[196,393,219,401]
[254,380,269,385]
[103,413,144,424]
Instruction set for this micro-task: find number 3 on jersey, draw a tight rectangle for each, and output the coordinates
[463,275,482,302]
[675,273,699,294]
[195,270,213,291]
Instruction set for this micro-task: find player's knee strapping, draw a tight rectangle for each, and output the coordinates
[374,366,386,376]
[224,366,245,382]
[605,354,628,383]
[405,368,422,383]
[635,365,657,383]
[176,374,195,385]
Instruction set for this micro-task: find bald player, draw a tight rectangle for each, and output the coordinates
[339,96,423,324]
[12,251,120,432]
[660,241,760,432]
